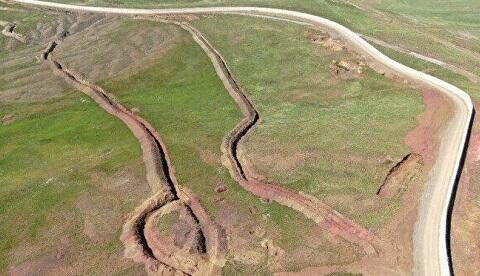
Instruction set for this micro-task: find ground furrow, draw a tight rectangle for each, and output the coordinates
[0,21,26,42]
[40,39,224,276]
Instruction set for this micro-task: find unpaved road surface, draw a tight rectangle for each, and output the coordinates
[13,1,475,275]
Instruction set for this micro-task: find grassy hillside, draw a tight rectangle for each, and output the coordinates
[193,15,423,228]
[0,92,148,274]
[4,0,479,274]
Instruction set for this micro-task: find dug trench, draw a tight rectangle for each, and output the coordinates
[41,38,226,275]
[0,21,26,43]
[152,18,379,256]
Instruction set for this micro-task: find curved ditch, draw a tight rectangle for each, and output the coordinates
[41,39,225,276]
[1,21,26,43]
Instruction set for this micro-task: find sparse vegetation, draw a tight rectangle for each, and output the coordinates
[48,0,480,87]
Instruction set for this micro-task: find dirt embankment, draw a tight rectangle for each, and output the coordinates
[41,38,225,275]
[164,19,377,255]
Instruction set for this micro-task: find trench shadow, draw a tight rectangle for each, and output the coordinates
[447,107,476,276]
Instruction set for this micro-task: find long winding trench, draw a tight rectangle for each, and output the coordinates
[41,38,226,275]
[164,19,377,255]
[0,21,26,42]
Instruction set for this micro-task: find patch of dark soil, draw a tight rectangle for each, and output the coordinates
[215,185,228,193]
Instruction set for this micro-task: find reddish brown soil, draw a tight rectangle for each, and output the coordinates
[144,201,205,275]
[467,124,480,163]
[405,89,453,166]
[240,179,376,254]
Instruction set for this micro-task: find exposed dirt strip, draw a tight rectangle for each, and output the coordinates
[161,20,377,255]
[41,39,225,276]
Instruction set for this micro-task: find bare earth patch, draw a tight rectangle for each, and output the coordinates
[1,114,15,125]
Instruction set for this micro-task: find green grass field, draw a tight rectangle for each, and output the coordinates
[193,15,423,228]
[0,92,147,274]
[0,11,149,275]
[0,6,427,273]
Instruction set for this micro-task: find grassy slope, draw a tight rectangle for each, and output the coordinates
[193,15,423,228]
[0,92,147,274]
[0,8,358,272]
[379,0,480,28]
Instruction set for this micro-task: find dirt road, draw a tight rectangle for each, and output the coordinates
[13,1,475,275]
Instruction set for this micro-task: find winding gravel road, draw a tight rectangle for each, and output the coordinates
[13,0,475,275]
